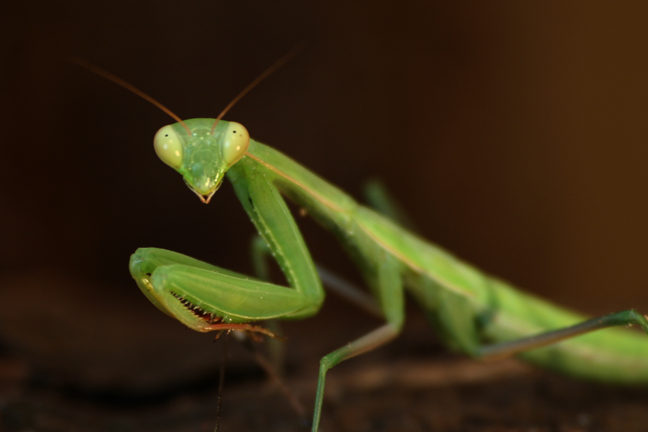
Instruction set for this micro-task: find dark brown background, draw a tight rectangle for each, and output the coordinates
[2,1,648,431]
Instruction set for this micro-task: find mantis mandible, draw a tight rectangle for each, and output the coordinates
[77,56,648,431]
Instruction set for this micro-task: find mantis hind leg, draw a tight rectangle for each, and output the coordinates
[412,273,648,363]
[479,309,648,360]
[424,280,648,361]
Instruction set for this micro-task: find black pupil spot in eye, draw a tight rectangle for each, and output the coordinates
[165,134,169,137]
[232,130,237,133]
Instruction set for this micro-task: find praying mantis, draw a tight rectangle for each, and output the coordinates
[77,56,648,432]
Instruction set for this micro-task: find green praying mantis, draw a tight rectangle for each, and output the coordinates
[77,56,648,432]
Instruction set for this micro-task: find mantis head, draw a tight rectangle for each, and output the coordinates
[154,119,250,203]
[73,47,298,203]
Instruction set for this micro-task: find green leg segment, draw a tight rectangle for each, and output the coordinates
[130,247,254,318]
[479,309,648,360]
[315,264,383,319]
[254,233,382,318]
[310,252,405,432]
[421,276,648,365]
[249,235,286,370]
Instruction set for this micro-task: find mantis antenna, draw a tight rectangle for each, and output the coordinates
[71,42,307,137]
[210,41,307,134]
[70,57,192,135]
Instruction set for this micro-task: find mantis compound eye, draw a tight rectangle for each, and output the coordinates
[222,121,250,166]
[154,124,183,169]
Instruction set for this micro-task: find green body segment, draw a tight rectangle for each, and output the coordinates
[243,136,648,384]
[130,118,648,432]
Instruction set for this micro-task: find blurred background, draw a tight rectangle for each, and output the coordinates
[2,1,648,431]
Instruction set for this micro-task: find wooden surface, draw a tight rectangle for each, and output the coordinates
[2,298,648,432]
[213,315,648,432]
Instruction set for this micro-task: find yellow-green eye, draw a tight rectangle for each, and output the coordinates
[154,125,183,168]
[222,122,250,166]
